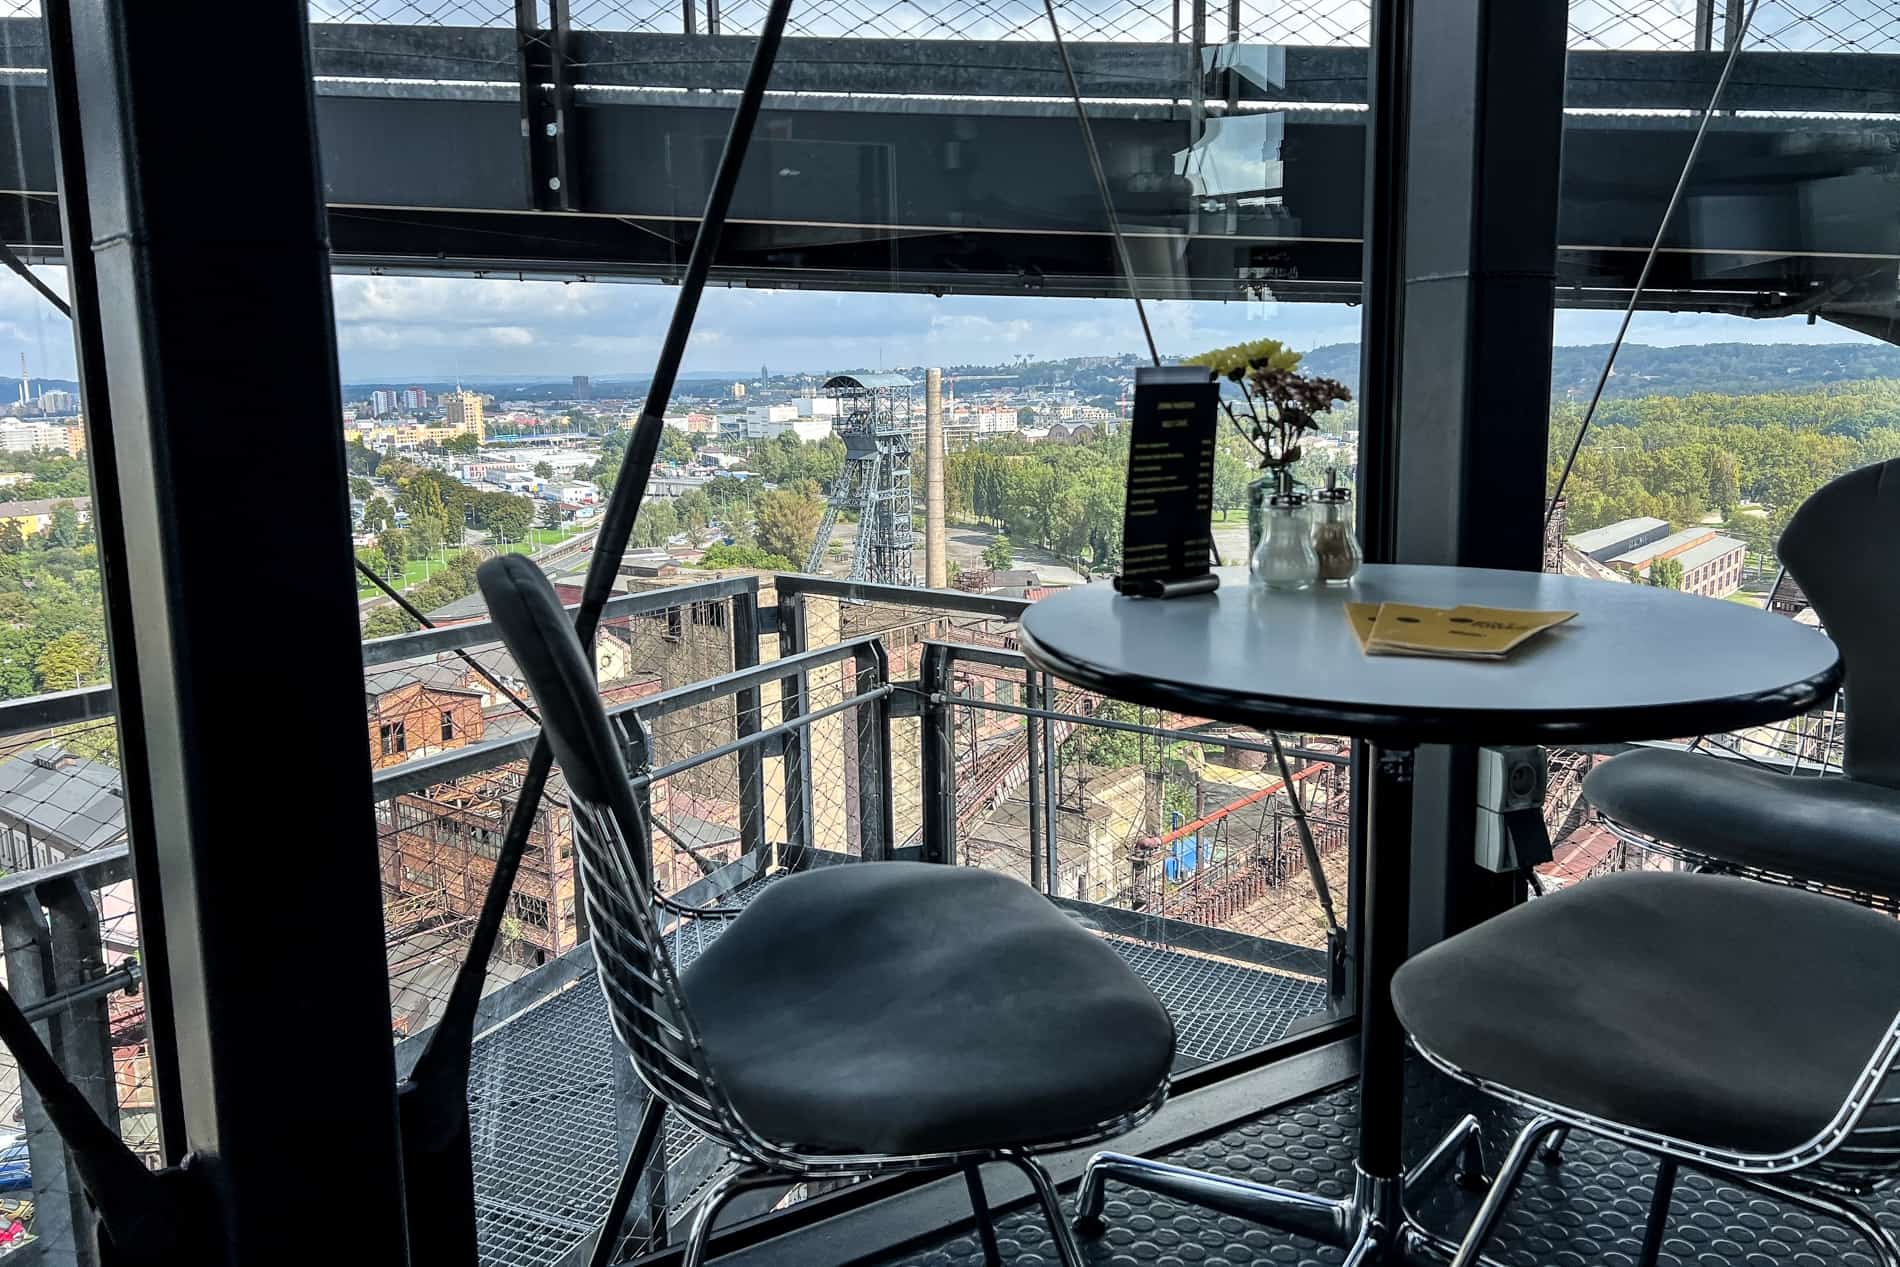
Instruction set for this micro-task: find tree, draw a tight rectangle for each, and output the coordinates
[344,440,382,476]
[362,496,393,533]
[693,543,796,571]
[660,426,695,466]
[471,491,534,541]
[1707,450,1741,516]
[378,527,410,572]
[363,606,420,638]
[753,489,823,565]
[1213,447,1253,522]
[50,722,118,767]
[630,500,679,549]
[534,461,554,479]
[1648,556,1685,589]
[356,549,391,582]
[1017,407,1037,428]
[540,500,565,532]
[0,521,22,556]
[36,629,104,690]
[349,476,373,502]
[673,489,712,541]
[982,535,1014,571]
[442,432,481,456]
[0,627,35,699]
[46,503,81,549]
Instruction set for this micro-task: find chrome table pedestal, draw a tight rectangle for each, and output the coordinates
[1076,1113,1490,1264]
[1072,746,1482,1264]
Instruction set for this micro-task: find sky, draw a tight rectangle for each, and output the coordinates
[0,265,1879,385]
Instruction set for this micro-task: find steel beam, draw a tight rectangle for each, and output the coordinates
[516,0,577,210]
[54,0,410,1261]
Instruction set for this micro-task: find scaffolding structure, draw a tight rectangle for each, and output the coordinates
[807,373,917,585]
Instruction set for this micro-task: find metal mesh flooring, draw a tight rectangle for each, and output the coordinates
[880,1059,1900,1267]
[467,882,1327,1267]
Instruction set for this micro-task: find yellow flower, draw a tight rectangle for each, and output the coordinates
[1187,338,1304,381]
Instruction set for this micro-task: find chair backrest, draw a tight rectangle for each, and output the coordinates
[476,555,757,1151]
[1778,458,1900,789]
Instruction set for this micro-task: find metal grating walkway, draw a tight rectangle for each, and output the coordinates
[465,881,1329,1267]
[879,1059,1900,1267]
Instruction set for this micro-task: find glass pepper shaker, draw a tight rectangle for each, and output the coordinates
[1311,470,1361,584]
[1252,490,1318,591]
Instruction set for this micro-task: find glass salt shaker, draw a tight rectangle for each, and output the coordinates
[1252,490,1318,591]
[1311,471,1361,584]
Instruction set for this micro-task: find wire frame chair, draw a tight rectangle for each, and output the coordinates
[1409,1018,1900,1267]
[1590,459,1900,910]
[568,755,1169,1267]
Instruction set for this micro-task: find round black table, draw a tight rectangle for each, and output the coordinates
[1019,564,1843,1263]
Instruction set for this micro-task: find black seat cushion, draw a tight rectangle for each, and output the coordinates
[1586,747,1900,898]
[680,862,1175,1156]
[1392,871,1900,1156]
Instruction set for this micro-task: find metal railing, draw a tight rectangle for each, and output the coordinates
[0,565,1851,1265]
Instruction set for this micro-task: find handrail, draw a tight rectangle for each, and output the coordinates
[370,634,887,801]
[776,572,1031,621]
[361,573,757,666]
[0,576,764,744]
[0,840,130,899]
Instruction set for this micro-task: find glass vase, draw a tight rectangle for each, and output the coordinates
[1245,473,1274,558]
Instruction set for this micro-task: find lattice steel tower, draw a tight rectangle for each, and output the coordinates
[806,373,916,585]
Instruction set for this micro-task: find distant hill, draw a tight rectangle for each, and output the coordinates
[0,378,80,401]
[1291,342,1900,401]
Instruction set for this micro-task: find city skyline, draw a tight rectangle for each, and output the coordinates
[0,265,1881,384]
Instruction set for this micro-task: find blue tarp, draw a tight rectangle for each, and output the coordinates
[1163,835,1201,883]
[0,1135,31,1192]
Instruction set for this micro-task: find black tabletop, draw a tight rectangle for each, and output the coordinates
[1018,565,1843,747]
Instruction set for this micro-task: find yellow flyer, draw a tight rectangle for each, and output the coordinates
[1357,603,1575,659]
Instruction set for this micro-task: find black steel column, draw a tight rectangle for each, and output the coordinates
[730,589,767,860]
[853,643,894,861]
[919,644,956,866]
[1371,0,1567,949]
[41,0,188,1164]
[57,1,410,1261]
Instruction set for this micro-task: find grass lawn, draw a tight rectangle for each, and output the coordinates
[492,525,578,556]
[356,550,465,596]
[358,525,581,595]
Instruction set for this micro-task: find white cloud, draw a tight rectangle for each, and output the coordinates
[0,264,1885,389]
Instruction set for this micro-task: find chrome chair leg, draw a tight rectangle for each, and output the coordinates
[679,1167,782,1267]
[1448,1116,1563,1267]
[1538,1126,1570,1165]
[1405,1114,1488,1197]
[1004,1153,1089,1267]
[1743,1173,1900,1267]
[1635,1157,1677,1267]
[1072,1149,1352,1242]
[963,1162,1004,1267]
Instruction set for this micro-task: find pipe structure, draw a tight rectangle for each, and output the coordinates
[925,367,946,587]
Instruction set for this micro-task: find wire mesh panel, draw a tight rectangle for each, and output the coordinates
[932,644,1349,1069]
[308,0,518,25]
[1744,0,1900,50]
[0,718,155,1265]
[303,0,1900,49]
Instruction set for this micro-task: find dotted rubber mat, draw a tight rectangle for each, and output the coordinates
[880,1060,1900,1267]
